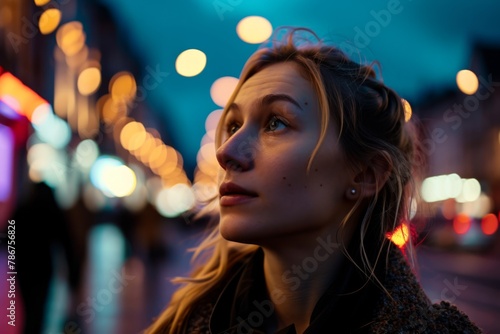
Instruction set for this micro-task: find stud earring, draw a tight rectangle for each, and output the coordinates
[350,188,356,195]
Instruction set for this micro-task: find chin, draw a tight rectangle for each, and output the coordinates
[219,215,270,245]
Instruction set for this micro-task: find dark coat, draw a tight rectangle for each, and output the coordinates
[184,245,482,333]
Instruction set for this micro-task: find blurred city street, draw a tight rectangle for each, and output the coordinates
[1,1,500,333]
[417,240,500,334]
[3,221,499,334]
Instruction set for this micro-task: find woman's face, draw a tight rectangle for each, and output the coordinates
[216,62,354,246]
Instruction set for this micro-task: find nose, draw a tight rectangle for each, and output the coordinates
[216,129,256,172]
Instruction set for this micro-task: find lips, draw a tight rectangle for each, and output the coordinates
[219,182,258,206]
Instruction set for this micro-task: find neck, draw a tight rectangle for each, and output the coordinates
[260,230,348,332]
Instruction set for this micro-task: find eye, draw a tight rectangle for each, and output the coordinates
[266,115,288,132]
[226,122,241,136]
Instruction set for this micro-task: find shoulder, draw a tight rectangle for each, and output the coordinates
[370,246,482,333]
[185,297,215,334]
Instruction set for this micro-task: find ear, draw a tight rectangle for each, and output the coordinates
[347,152,393,199]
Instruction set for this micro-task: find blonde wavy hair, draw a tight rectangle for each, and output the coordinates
[144,27,422,333]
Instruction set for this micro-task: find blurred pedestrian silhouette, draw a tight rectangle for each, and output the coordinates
[11,181,84,334]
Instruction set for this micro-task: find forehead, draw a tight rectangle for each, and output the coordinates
[235,62,316,103]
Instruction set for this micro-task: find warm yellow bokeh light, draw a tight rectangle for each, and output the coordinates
[175,49,207,77]
[155,160,178,176]
[98,95,118,124]
[139,137,162,165]
[110,72,137,100]
[38,8,61,35]
[120,121,146,150]
[154,146,179,175]
[402,98,412,122]
[77,67,101,96]
[135,133,155,158]
[61,31,86,56]
[56,22,86,57]
[237,16,273,44]
[148,144,168,169]
[200,142,217,165]
[389,224,410,248]
[128,131,147,151]
[210,77,239,107]
[34,0,51,5]
[456,69,479,95]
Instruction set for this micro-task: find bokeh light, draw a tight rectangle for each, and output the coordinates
[102,165,137,197]
[38,8,61,35]
[453,213,471,235]
[175,49,207,77]
[27,143,67,187]
[210,77,239,107]
[110,71,137,101]
[456,69,479,95]
[74,139,100,170]
[155,184,195,217]
[120,121,146,151]
[481,213,498,235]
[237,16,273,44]
[77,66,101,96]
[205,109,223,133]
[34,0,50,5]
[31,102,52,127]
[56,21,86,57]
[402,98,412,122]
[456,178,481,203]
[421,173,462,202]
[31,104,71,149]
[89,155,123,196]
[0,96,21,118]
[388,223,410,248]
[0,71,48,120]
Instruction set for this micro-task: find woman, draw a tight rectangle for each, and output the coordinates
[145,27,482,333]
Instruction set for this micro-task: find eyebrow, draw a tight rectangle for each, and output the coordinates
[261,93,304,110]
[227,93,304,114]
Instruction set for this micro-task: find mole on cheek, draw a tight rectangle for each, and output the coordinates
[282,176,287,180]
[288,183,292,187]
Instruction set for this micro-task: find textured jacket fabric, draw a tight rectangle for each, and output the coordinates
[184,246,482,333]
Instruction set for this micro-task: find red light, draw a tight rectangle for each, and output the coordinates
[453,213,471,235]
[481,214,498,235]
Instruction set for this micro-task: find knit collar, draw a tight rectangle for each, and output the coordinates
[209,241,387,334]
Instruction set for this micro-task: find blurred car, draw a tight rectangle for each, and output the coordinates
[417,212,499,252]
